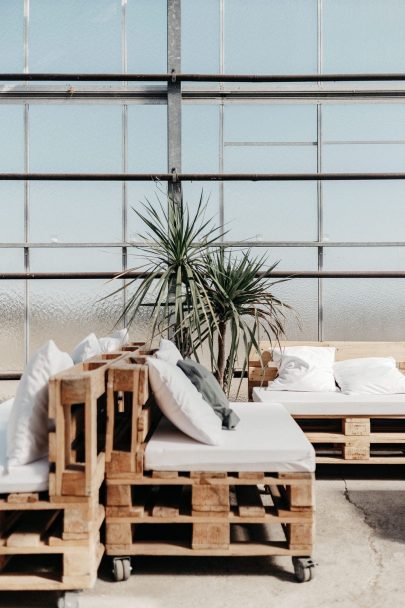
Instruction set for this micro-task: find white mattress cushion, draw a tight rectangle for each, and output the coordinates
[0,399,49,493]
[144,402,315,473]
[253,387,405,416]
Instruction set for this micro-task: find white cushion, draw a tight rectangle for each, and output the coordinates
[111,328,129,345]
[268,346,337,392]
[147,357,222,446]
[155,338,183,366]
[98,327,129,353]
[7,341,73,467]
[71,332,101,364]
[0,399,49,493]
[334,357,405,395]
[145,402,315,473]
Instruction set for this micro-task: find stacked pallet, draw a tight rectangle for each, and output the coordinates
[104,352,315,582]
[0,348,141,605]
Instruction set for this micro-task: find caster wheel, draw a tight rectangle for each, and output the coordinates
[112,557,132,582]
[57,592,79,608]
[292,557,316,583]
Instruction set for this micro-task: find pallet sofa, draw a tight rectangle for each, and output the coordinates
[104,349,316,583]
[249,341,405,465]
[0,345,142,608]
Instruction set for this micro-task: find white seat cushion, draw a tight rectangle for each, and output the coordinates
[0,399,49,493]
[145,402,315,473]
[253,387,405,416]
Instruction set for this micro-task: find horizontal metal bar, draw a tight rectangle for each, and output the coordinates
[2,241,405,249]
[1,271,405,280]
[3,73,405,82]
[3,172,405,181]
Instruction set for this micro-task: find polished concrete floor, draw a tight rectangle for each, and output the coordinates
[1,467,404,608]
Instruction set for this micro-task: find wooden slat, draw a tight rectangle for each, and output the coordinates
[6,511,59,548]
[235,486,265,517]
[152,486,182,517]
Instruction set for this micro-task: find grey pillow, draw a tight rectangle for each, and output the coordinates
[177,358,240,429]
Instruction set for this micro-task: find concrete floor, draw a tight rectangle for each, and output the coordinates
[1,467,404,608]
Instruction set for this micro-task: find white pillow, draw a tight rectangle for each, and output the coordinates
[111,328,129,345]
[7,340,73,467]
[71,333,101,364]
[155,338,183,366]
[267,346,337,392]
[98,328,129,353]
[147,357,222,445]
[334,357,405,394]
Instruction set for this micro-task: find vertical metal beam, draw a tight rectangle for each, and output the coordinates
[219,0,225,234]
[122,0,128,327]
[167,0,182,205]
[23,0,30,363]
[317,0,324,341]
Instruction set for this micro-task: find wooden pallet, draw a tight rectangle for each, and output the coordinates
[0,349,145,592]
[248,341,405,464]
[105,355,315,564]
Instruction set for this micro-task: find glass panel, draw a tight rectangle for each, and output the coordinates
[323,104,405,141]
[182,105,219,172]
[225,0,317,74]
[0,250,24,371]
[29,0,121,73]
[127,105,167,172]
[224,146,317,173]
[181,181,221,229]
[29,248,123,354]
[0,1,24,73]
[182,0,219,73]
[30,105,122,172]
[323,181,405,242]
[323,143,405,172]
[127,0,167,73]
[30,182,122,243]
[323,0,405,73]
[271,280,318,340]
[225,105,317,143]
[323,248,405,340]
[127,182,166,244]
[0,106,24,172]
[0,183,24,243]
[224,182,317,241]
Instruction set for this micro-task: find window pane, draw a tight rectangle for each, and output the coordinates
[0,183,24,243]
[182,181,221,228]
[225,105,317,143]
[127,182,167,243]
[225,146,317,173]
[0,251,24,371]
[323,104,405,141]
[127,105,167,172]
[29,0,121,72]
[323,144,405,172]
[272,280,318,340]
[0,106,24,172]
[30,105,122,172]
[182,105,219,172]
[323,0,405,73]
[224,182,317,241]
[182,0,219,72]
[127,0,167,73]
[0,1,24,72]
[225,0,317,74]
[30,182,122,243]
[323,181,405,242]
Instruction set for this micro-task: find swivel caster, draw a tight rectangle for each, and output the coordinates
[112,557,132,582]
[292,556,316,583]
[57,592,80,608]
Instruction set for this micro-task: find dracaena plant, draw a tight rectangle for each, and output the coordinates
[113,188,223,356]
[194,248,291,395]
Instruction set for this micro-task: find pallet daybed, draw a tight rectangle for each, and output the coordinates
[249,341,405,465]
[0,346,141,608]
[105,350,316,583]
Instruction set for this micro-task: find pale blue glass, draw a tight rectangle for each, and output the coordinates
[323,0,405,73]
[30,247,122,272]
[0,106,24,172]
[127,105,167,172]
[0,1,24,73]
[29,0,121,72]
[127,0,167,73]
[224,182,317,241]
[323,144,405,172]
[225,146,317,173]
[323,104,405,140]
[225,105,317,143]
[30,182,122,243]
[182,0,219,72]
[0,183,24,243]
[127,182,168,244]
[0,250,24,370]
[182,182,221,228]
[30,105,122,172]
[182,105,219,172]
[225,0,317,74]
[323,181,405,242]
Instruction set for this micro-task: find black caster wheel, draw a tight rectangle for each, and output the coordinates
[112,557,132,582]
[292,556,316,583]
[57,592,80,608]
